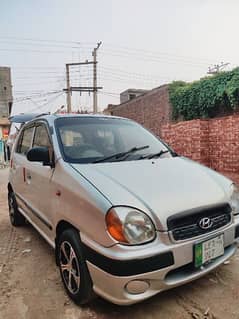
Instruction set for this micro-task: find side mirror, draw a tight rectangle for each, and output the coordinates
[27,147,53,167]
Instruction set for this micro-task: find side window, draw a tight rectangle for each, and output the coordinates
[33,125,51,148]
[17,127,34,155]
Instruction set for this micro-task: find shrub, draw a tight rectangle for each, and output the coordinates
[169,68,239,120]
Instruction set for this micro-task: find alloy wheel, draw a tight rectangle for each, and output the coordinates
[59,241,81,294]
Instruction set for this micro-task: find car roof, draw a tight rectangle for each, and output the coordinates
[54,113,123,119]
[23,113,127,126]
[9,113,49,123]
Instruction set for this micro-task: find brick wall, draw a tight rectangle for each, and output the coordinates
[110,85,239,173]
[111,85,171,136]
[208,115,239,173]
[161,115,239,173]
[161,120,210,167]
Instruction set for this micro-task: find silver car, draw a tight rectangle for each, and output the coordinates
[8,114,239,305]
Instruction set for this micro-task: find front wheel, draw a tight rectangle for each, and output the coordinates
[8,192,26,226]
[57,228,94,305]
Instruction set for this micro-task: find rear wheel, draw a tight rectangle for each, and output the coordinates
[57,228,93,305]
[8,192,26,226]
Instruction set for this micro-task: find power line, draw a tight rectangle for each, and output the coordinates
[10,66,64,69]
[68,66,171,82]
[0,48,81,54]
[20,92,64,113]
[0,36,215,64]
[11,90,63,103]
[0,36,94,46]
[99,76,161,86]
[100,90,119,96]
[103,43,215,64]
[100,93,119,99]
[13,79,65,86]
[0,40,90,50]
[99,50,210,68]
[13,69,65,74]
[99,69,170,81]
[0,46,209,67]
[14,75,65,80]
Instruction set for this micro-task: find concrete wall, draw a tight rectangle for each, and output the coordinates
[0,67,13,118]
[120,89,149,104]
[0,67,12,166]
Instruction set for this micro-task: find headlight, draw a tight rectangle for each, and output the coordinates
[230,184,239,215]
[106,207,156,245]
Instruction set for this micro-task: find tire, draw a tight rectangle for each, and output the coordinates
[8,192,26,226]
[57,228,93,305]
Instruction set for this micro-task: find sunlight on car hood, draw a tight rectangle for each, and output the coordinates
[71,157,232,230]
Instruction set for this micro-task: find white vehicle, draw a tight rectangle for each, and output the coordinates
[8,114,239,305]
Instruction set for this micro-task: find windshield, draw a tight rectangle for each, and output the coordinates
[55,117,171,164]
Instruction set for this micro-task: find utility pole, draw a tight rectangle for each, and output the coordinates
[66,64,72,113]
[207,62,230,75]
[64,60,103,113]
[92,42,102,114]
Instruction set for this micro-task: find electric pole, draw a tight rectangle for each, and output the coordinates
[66,64,72,113]
[92,42,102,113]
[207,62,230,75]
[64,59,103,113]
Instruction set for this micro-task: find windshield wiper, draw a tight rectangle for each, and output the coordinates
[142,149,170,160]
[93,145,149,163]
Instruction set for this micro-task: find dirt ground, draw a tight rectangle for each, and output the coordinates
[1,167,239,319]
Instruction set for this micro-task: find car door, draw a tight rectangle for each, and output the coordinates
[11,125,35,214]
[24,121,55,241]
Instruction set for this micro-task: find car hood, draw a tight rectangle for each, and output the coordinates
[71,157,232,230]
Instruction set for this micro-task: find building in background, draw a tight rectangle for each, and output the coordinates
[120,88,149,104]
[104,88,150,115]
[0,67,12,165]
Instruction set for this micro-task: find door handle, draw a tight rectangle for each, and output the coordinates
[26,173,32,184]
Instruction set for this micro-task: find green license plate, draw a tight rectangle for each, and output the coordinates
[194,234,224,268]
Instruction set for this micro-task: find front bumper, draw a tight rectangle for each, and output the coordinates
[83,218,239,305]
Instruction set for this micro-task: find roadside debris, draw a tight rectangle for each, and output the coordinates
[23,237,31,243]
[22,249,31,254]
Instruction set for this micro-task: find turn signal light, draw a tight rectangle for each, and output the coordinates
[106,210,128,243]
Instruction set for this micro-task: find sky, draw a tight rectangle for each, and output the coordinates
[0,0,239,115]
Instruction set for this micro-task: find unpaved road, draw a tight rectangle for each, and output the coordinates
[1,167,239,319]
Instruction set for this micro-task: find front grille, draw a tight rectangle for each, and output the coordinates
[167,204,232,241]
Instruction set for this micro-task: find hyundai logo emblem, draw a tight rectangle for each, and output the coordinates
[198,217,213,230]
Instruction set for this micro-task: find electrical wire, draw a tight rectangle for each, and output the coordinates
[23,92,64,113]
[11,90,63,103]
[0,36,215,65]
[0,36,94,46]
[103,43,215,64]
